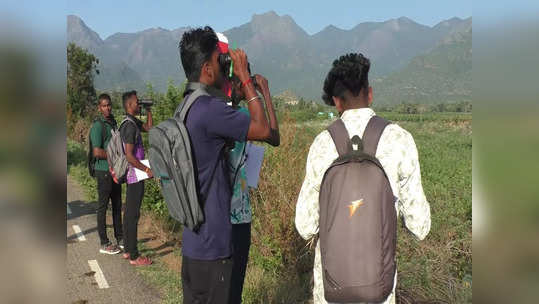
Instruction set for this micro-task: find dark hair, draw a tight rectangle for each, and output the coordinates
[322,53,371,106]
[122,90,137,109]
[179,26,218,82]
[98,93,111,104]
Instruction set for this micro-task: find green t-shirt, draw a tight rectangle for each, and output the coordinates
[89,115,117,172]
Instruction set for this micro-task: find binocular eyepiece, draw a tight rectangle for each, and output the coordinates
[218,53,233,78]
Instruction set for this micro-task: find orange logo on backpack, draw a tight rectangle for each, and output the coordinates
[348,199,364,218]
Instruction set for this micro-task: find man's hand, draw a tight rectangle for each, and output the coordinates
[229,48,271,142]
[253,74,280,146]
[92,147,107,159]
[142,107,153,132]
[147,168,153,178]
[253,74,269,94]
[229,49,250,83]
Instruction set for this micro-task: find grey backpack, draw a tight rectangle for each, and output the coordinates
[319,116,397,303]
[147,84,210,231]
[106,117,138,184]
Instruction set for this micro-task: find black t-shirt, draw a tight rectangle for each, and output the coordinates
[120,114,144,144]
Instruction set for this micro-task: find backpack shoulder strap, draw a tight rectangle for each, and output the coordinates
[119,116,140,138]
[175,84,210,121]
[327,119,352,157]
[118,118,129,133]
[362,116,390,156]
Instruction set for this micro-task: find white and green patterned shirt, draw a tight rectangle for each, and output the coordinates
[295,108,431,304]
[229,107,252,224]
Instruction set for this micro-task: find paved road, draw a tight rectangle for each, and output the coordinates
[66,176,161,304]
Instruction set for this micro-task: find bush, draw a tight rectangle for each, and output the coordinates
[243,115,321,302]
[67,139,98,201]
[67,139,87,170]
[376,101,472,114]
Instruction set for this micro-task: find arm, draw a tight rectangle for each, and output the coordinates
[397,131,431,240]
[141,108,153,132]
[125,143,153,178]
[90,122,107,159]
[295,134,327,240]
[254,74,280,146]
[229,49,270,141]
[92,147,107,159]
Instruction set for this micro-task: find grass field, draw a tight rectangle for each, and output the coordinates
[67,111,472,303]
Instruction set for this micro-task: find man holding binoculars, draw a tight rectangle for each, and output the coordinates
[120,90,154,266]
[178,26,274,304]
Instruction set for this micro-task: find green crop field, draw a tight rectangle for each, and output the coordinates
[67,111,472,304]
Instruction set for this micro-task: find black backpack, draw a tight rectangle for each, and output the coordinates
[87,119,106,178]
[319,116,397,303]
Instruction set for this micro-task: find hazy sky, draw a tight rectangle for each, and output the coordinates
[67,0,473,39]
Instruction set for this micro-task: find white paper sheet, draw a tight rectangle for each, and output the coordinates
[245,143,265,188]
[134,159,151,182]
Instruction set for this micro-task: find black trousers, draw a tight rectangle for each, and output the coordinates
[123,180,144,260]
[96,170,122,245]
[229,223,251,304]
[182,255,234,304]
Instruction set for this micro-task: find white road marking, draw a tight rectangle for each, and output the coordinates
[88,260,110,289]
[67,204,72,215]
[72,225,86,241]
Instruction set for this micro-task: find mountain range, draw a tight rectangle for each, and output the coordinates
[67,12,471,104]
[372,18,472,104]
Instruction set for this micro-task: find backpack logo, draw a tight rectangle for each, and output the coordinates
[348,199,365,218]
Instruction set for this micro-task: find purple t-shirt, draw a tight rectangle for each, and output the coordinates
[182,94,250,260]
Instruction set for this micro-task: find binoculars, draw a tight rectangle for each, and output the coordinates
[138,99,153,107]
[218,53,257,87]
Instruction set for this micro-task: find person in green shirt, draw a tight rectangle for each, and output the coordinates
[228,74,280,304]
[89,93,123,254]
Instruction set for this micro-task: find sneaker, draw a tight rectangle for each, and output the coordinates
[99,243,121,255]
[129,256,152,266]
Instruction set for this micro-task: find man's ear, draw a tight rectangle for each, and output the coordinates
[333,96,344,114]
[200,61,212,82]
[367,86,373,106]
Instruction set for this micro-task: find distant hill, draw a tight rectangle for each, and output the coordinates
[67,12,471,102]
[373,18,472,105]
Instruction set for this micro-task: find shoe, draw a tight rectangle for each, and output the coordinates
[117,240,124,251]
[122,253,130,259]
[129,256,152,266]
[99,243,121,255]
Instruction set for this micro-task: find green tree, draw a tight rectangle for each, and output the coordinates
[146,80,185,124]
[163,79,183,116]
[67,43,99,118]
